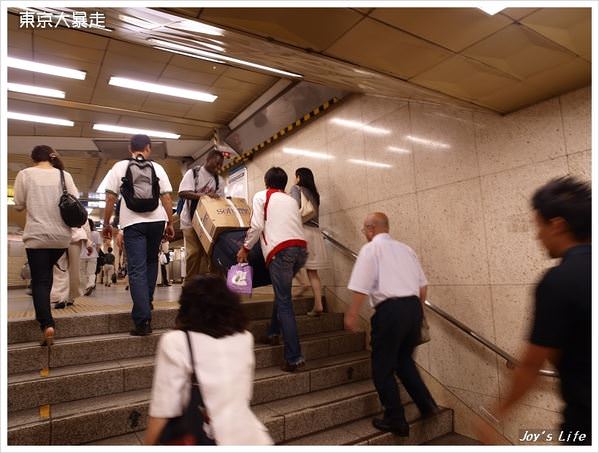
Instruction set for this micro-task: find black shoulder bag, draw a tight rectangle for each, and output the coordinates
[158,331,216,445]
[58,169,88,227]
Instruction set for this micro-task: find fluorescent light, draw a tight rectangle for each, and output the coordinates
[387,146,411,154]
[283,147,334,160]
[149,41,301,78]
[149,38,224,54]
[93,123,180,139]
[108,77,217,103]
[477,4,506,15]
[348,159,392,169]
[154,46,225,64]
[119,14,161,30]
[406,135,450,149]
[169,19,224,36]
[8,111,74,127]
[7,82,65,98]
[7,57,86,80]
[330,118,391,135]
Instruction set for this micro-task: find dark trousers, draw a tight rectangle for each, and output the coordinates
[371,296,436,423]
[123,221,165,326]
[160,264,168,284]
[267,246,307,364]
[26,248,66,330]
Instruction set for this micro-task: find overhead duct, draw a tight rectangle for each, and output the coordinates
[224,81,348,156]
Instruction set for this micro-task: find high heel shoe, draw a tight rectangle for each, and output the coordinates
[41,326,55,346]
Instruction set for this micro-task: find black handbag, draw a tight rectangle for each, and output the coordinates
[158,331,216,446]
[58,170,88,227]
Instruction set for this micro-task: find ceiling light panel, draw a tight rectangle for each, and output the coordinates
[8,111,74,127]
[153,46,226,64]
[477,4,506,15]
[149,38,224,54]
[7,57,86,80]
[283,147,334,160]
[169,19,224,36]
[108,77,217,103]
[93,124,180,139]
[148,40,301,78]
[7,82,65,99]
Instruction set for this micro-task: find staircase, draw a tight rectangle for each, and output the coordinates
[8,296,455,445]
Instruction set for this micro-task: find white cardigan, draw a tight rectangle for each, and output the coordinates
[149,330,272,445]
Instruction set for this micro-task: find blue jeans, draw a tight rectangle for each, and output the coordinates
[123,221,165,326]
[267,246,307,364]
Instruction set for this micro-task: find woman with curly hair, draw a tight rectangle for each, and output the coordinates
[145,274,273,445]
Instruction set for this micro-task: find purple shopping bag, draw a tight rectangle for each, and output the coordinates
[227,263,253,296]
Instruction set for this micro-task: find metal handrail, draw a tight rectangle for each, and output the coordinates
[321,230,558,379]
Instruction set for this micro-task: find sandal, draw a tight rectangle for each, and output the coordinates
[41,326,55,346]
[307,310,323,317]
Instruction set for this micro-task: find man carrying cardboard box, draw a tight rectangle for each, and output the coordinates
[237,167,308,372]
[178,149,225,279]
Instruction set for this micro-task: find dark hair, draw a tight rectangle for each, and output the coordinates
[295,167,320,205]
[264,167,287,190]
[206,148,224,162]
[88,218,96,231]
[175,274,248,338]
[108,247,113,253]
[31,145,64,171]
[130,134,151,152]
[532,176,591,242]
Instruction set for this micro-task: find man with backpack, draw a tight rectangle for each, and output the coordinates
[102,134,174,336]
[177,149,225,279]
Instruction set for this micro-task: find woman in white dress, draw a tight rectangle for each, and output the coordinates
[289,167,329,316]
[145,274,273,445]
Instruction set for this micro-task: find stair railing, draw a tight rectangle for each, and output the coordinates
[321,230,558,379]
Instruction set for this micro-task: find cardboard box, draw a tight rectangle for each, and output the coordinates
[192,196,252,254]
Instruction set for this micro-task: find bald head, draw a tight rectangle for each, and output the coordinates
[362,212,389,241]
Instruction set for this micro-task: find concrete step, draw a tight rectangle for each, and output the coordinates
[424,432,482,445]
[8,350,371,412]
[8,314,353,375]
[283,404,453,445]
[8,297,315,344]
[84,406,453,446]
[8,379,385,445]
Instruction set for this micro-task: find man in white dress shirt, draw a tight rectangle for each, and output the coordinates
[345,212,438,437]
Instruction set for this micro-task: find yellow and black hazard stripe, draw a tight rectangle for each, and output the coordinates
[221,97,339,173]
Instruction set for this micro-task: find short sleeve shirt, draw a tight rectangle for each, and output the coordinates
[178,166,225,230]
[104,159,172,229]
[347,233,427,307]
[529,244,591,423]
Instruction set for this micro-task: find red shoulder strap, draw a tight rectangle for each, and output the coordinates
[264,189,282,222]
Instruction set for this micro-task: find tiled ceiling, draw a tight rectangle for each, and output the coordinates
[189,6,591,113]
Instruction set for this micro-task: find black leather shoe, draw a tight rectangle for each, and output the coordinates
[130,323,152,336]
[258,334,280,346]
[372,418,409,437]
[281,360,306,372]
[421,405,442,420]
[54,302,66,309]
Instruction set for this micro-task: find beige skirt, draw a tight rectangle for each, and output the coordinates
[303,225,329,270]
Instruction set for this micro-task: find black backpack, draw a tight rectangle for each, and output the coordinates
[120,155,160,213]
